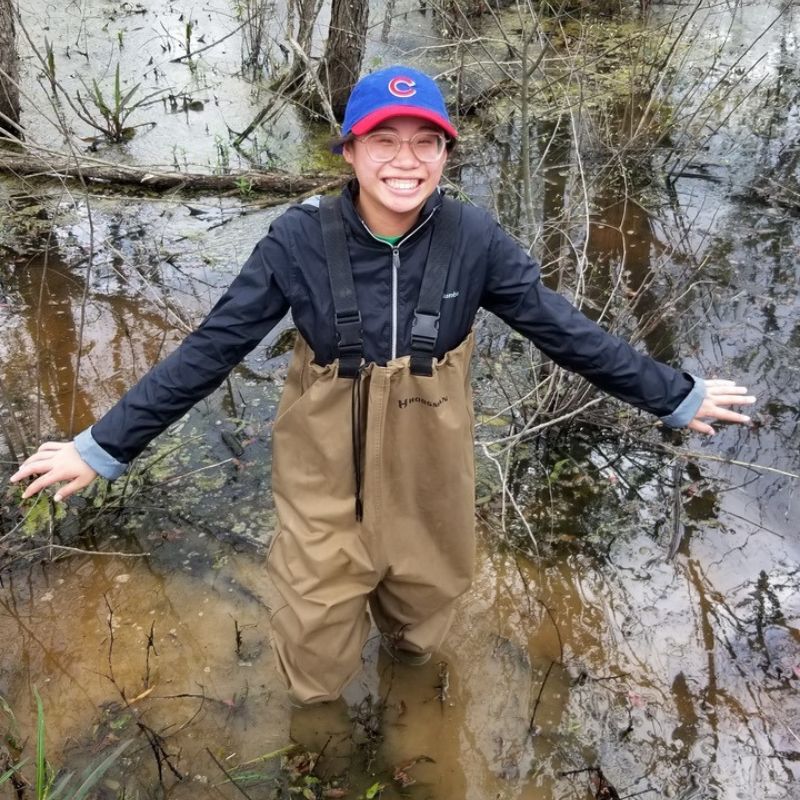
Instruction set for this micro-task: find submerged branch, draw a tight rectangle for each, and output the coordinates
[660,444,799,481]
[0,147,345,195]
[527,660,555,736]
[206,747,256,800]
[585,421,800,480]
[47,544,151,558]
[667,459,684,560]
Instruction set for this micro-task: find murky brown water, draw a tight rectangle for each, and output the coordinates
[2,1,799,798]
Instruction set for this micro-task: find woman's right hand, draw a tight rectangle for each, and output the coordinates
[9,442,98,502]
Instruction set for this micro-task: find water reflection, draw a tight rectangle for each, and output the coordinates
[0,541,287,796]
[539,116,572,275]
[0,530,607,799]
[2,245,180,439]
[586,189,678,364]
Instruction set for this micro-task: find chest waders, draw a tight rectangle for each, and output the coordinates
[267,197,477,704]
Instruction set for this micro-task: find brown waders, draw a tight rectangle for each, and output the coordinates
[267,197,477,704]
[268,332,475,703]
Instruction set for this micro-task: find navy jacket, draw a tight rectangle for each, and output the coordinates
[76,183,703,478]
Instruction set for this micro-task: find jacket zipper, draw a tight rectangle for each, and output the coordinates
[391,247,401,359]
[360,206,439,360]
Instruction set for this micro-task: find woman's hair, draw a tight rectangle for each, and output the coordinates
[329,132,356,153]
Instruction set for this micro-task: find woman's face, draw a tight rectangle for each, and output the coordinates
[342,115,448,236]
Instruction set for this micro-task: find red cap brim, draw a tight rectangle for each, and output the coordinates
[351,105,458,139]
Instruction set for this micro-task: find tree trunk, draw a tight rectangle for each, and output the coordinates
[0,0,21,138]
[285,0,325,87]
[294,0,323,62]
[318,0,369,120]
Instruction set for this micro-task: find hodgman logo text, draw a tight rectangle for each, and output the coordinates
[398,395,449,410]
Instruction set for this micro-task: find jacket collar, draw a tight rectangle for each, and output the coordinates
[340,179,443,245]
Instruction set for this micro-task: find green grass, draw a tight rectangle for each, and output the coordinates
[0,689,132,799]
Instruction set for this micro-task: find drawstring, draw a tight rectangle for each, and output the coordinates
[351,367,364,521]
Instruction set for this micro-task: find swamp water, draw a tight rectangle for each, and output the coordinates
[1,1,799,798]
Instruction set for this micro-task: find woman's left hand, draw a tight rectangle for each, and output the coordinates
[687,379,756,435]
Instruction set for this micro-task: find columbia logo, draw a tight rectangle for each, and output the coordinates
[443,291,459,300]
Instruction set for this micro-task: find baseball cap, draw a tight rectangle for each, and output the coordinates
[337,65,458,150]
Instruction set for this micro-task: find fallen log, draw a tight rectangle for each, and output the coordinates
[0,147,347,196]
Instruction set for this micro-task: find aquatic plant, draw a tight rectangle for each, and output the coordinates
[73,63,162,143]
[0,690,132,799]
[42,37,56,98]
[235,175,254,196]
[213,133,231,173]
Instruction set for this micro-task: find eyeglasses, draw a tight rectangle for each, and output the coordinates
[356,131,449,163]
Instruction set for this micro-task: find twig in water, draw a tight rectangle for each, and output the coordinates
[513,554,534,616]
[128,686,155,705]
[104,594,115,683]
[590,672,631,684]
[527,660,554,737]
[308,735,332,776]
[205,747,256,800]
[139,722,185,784]
[145,621,157,688]
[170,20,248,62]
[160,458,235,484]
[601,433,800,481]
[481,442,539,559]
[581,422,800,481]
[234,619,242,657]
[667,459,684,560]
[234,743,298,768]
[225,377,240,420]
[672,450,799,480]
[39,544,150,558]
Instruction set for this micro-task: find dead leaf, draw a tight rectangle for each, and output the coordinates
[392,755,435,787]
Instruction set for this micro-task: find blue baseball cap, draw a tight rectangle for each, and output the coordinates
[339,65,458,146]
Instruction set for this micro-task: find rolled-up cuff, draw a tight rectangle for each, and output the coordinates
[660,374,706,428]
[74,427,128,480]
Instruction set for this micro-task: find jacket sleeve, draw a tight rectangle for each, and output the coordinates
[480,221,705,424]
[76,230,292,476]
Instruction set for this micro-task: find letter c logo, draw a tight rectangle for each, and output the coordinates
[388,77,416,98]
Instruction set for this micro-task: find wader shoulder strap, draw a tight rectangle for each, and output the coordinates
[319,196,362,379]
[410,196,460,376]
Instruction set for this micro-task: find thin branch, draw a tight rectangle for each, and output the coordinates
[46,544,151,557]
[527,659,555,735]
[205,748,256,800]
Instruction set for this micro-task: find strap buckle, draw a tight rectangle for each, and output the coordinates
[335,310,362,354]
[411,311,440,354]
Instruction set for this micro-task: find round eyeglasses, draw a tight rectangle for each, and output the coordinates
[356,131,449,163]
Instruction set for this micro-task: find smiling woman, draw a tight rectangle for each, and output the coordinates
[343,117,450,236]
[336,65,458,235]
[9,64,755,719]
